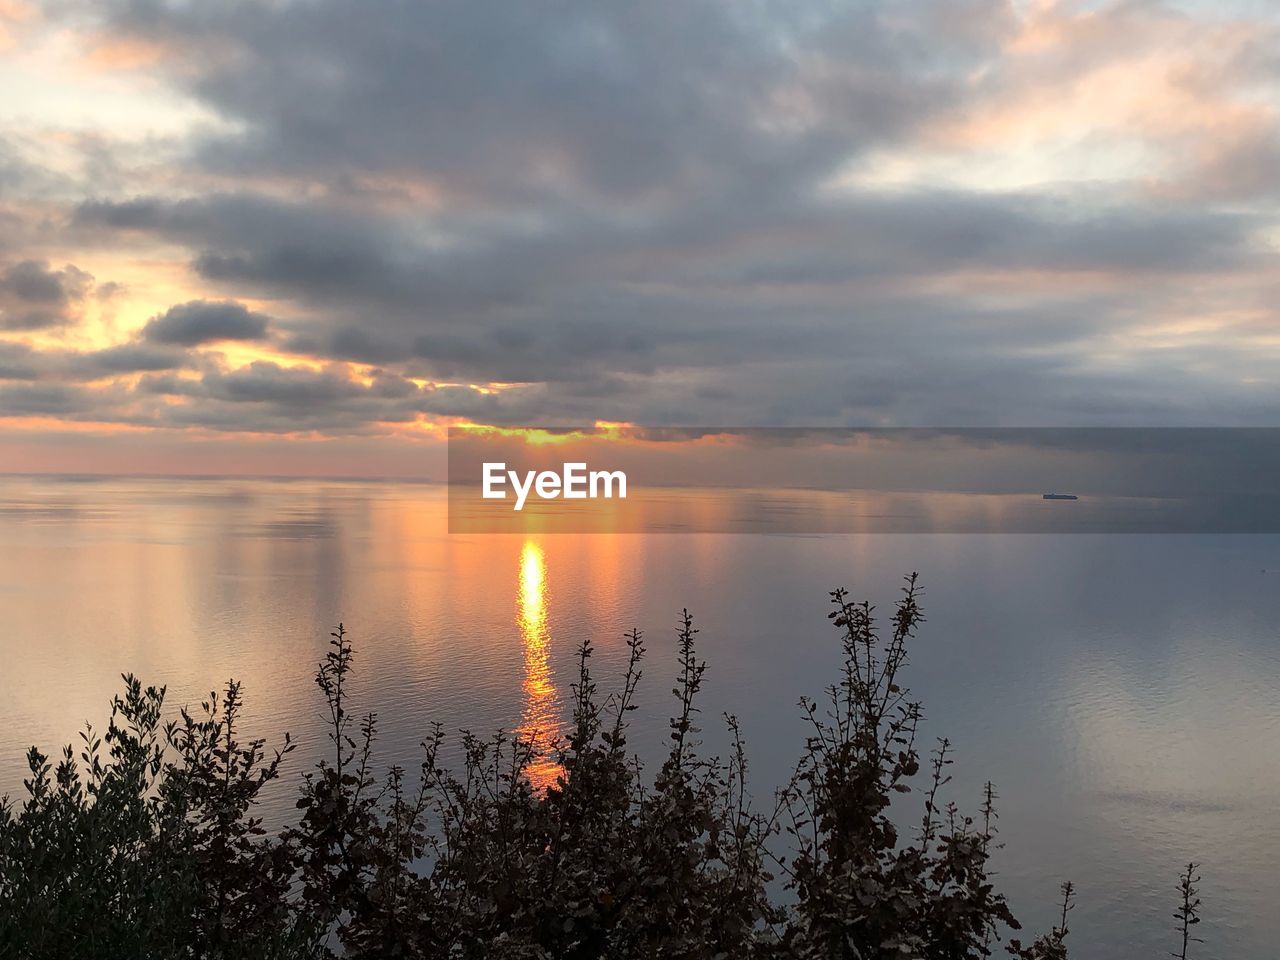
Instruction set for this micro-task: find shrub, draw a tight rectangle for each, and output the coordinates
[0,577,1204,958]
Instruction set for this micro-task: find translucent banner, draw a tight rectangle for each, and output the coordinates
[448,427,1280,534]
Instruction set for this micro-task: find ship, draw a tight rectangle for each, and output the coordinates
[1042,493,1079,500]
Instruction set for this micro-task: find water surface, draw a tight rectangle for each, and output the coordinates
[1,475,1278,958]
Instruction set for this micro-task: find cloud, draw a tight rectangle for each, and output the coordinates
[0,260,94,330]
[0,0,1276,447]
[69,182,1267,423]
[0,341,37,379]
[0,339,191,383]
[0,382,92,416]
[96,0,968,205]
[74,343,189,376]
[203,361,363,406]
[140,299,270,346]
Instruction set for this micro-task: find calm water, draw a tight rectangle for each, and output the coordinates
[2,475,1278,958]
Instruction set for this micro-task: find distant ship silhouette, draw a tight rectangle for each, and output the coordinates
[1042,493,1079,500]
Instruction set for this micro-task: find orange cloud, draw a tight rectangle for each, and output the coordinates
[85,34,170,73]
[895,0,1280,200]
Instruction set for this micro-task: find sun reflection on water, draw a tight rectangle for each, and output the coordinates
[516,540,563,790]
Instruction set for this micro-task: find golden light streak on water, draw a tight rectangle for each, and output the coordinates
[515,539,563,790]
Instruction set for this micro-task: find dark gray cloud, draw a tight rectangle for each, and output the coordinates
[0,260,94,331]
[2,0,1277,438]
[0,339,191,383]
[204,361,363,406]
[0,382,92,417]
[140,361,448,434]
[74,344,190,377]
[0,342,38,380]
[141,300,271,346]
[102,0,972,203]
[73,187,1262,394]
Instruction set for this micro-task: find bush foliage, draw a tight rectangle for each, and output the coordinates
[0,576,1199,958]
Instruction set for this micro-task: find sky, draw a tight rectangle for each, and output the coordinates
[1,0,1279,476]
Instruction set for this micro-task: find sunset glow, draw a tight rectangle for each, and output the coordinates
[516,539,563,791]
[2,1,1278,477]
[4,5,1280,954]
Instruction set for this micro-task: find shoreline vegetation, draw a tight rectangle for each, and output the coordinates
[0,576,1202,959]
